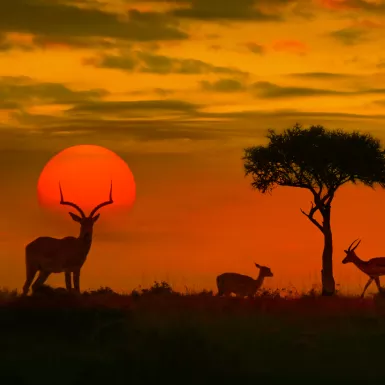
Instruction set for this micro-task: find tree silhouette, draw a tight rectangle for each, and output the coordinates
[243,123,385,296]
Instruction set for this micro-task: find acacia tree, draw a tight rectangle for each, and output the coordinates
[243,123,385,296]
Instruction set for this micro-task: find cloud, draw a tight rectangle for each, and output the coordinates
[198,108,385,121]
[125,88,175,97]
[7,111,248,144]
[209,44,222,51]
[286,72,359,80]
[65,99,200,117]
[318,0,355,10]
[319,0,385,13]
[154,88,175,96]
[0,101,20,109]
[134,0,298,21]
[0,1,188,43]
[372,99,385,106]
[200,78,246,92]
[31,35,118,50]
[329,26,368,45]
[272,39,308,55]
[245,42,265,54]
[85,50,247,75]
[251,81,350,98]
[0,76,108,105]
[0,32,33,52]
[170,0,281,21]
[5,105,385,157]
[250,80,385,99]
[137,0,311,21]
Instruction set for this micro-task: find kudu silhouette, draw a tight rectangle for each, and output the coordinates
[22,181,114,295]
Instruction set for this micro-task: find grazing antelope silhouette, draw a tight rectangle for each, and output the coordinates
[22,181,113,295]
[216,263,273,298]
[342,239,385,298]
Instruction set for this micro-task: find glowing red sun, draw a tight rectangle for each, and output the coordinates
[37,145,136,216]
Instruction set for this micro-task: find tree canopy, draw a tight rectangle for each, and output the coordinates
[243,123,385,198]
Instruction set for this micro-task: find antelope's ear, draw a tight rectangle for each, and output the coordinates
[92,213,100,223]
[255,263,261,268]
[69,212,82,222]
[344,249,348,253]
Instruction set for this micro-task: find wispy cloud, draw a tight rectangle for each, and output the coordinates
[245,42,266,55]
[134,0,296,21]
[0,76,108,106]
[319,0,385,13]
[199,108,385,121]
[251,81,349,98]
[200,78,246,92]
[0,32,34,52]
[329,26,368,45]
[0,1,188,44]
[286,72,359,80]
[65,99,200,117]
[85,50,247,75]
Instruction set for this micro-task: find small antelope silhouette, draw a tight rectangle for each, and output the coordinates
[22,181,114,296]
[216,263,273,298]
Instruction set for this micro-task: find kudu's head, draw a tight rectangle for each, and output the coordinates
[342,239,361,264]
[59,181,114,241]
[255,263,273,277]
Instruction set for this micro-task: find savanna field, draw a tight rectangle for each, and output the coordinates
[2,282,385,385]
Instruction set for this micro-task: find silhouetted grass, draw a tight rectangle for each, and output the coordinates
[1,282,385,385]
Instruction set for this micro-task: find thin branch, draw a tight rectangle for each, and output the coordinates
[300,201,324,233]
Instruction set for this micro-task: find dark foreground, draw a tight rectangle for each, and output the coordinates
[1,284,385,385]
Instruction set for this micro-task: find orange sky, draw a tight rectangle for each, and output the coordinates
[1,0,385,295]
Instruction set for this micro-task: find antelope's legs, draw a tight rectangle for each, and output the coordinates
[374,277,385,293]
[22,265,38,296]
[361,277,374,298]
[73,270,81,293]
[65,272,72,291]
[32,271,51,292]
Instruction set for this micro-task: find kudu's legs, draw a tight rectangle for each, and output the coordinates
[22,265,38,296]
[65,272,72,291]
[361,277,374,298]
[73,270,81,293]
[31,271,51,292]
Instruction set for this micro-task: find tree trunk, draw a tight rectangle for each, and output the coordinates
[321,207,335,296]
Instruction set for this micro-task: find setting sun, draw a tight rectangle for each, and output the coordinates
[37,145,136,216]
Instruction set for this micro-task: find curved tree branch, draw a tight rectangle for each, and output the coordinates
[300,201,324,233]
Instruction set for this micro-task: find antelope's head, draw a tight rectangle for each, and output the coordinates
[255,263,274,277]
[342,239,361,264]
[59,181,114,242]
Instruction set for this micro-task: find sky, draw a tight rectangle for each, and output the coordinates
[2,0,385,294]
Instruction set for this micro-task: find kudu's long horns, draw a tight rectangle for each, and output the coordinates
[59,180,113,218]
[59,182,86,218]
[89,180,113,218]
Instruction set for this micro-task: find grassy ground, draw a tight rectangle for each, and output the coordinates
[1,283,385,385]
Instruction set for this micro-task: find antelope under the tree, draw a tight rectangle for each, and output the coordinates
[22,182,114,295]
[342,239,385,298]
[216,263,273,298]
